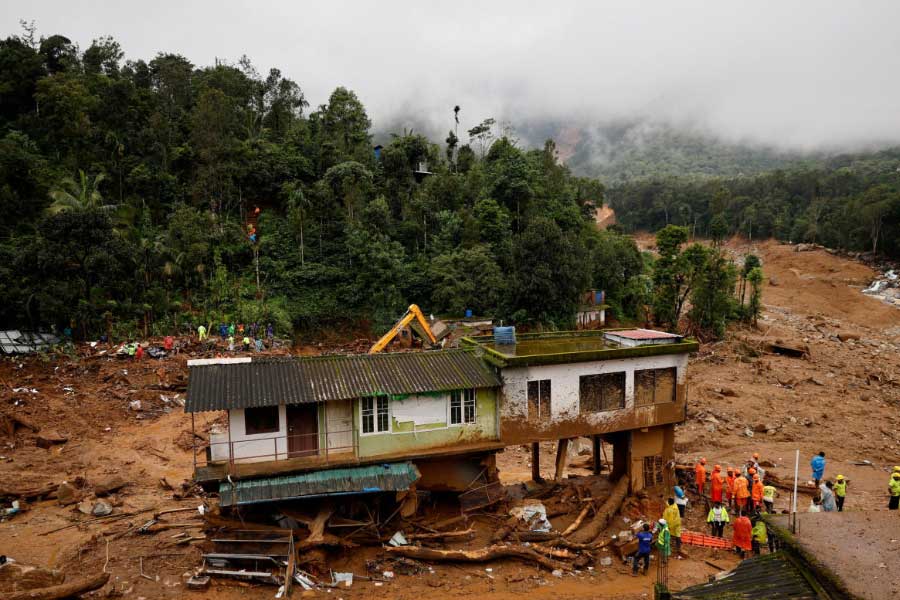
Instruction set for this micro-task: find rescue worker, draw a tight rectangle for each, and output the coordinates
[632,523,653,576]
[762,482,777,513]
[255,337,264,352]
[219,323,228,340]
[751,518,768,556]
[663,498,682,555]
[751,474,764,511]
[707,501,730,538]
[811,451,826,488]
[820,481,837,512]
[725,467,737,510]
[734,471,751,515]
[710,464,724,504]
[732,514,752,559]
[164,336,174,351]
[197,324,207,342]
[888,472,900,510]
[242,336,251,351]
[834,475,847,512]
[228,323,235,337]
[695,458,707,496]
[654,518,671,563]
[134,345,144,360]
[674,485,688,517]
[227,335,235,352]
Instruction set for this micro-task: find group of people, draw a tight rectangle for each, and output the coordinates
[693,454,777,517]
[809,451,848,512]
[196,322,275,353]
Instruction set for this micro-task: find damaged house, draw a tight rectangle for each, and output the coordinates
[187,328,696,506]
[188,351,505,506]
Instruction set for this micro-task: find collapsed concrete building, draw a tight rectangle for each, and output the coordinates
[185,329,697,507]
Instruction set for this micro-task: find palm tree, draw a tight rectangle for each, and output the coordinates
[47,170,114,214]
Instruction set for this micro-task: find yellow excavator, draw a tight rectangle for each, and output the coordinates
[369,304,438,354]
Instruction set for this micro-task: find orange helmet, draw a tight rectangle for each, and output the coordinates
[748,467,756,475]
[753,474,760,481]
[752,453,760,460]
[714,464,721,471]
[700,458,707,465]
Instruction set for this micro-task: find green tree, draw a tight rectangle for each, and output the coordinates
[48,171,111,214]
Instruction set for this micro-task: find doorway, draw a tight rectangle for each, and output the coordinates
[326,399,353,453]
[287,403,319,458]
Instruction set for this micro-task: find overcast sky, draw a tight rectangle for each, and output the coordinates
[3,1,900,150]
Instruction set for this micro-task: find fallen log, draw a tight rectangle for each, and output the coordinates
[383,544,571,572]
[490,515,519,543]
[569,476,629,544]
[512,532,611,551]
[405,528,474,541]
[561,502,592,536]
[0,483,57,500]
[6,572,109,600]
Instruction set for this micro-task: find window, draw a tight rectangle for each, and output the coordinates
[451,389,476,425]
[362,397,390,434]
[643,455,665,487]
[527,380,551,420]
[245,406,279,435]
[579,372,626,413]
[635,368,677,406]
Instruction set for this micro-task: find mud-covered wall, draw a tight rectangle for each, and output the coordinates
[356,387,499,457]
[499,353,687,443]
[628,425,675,491]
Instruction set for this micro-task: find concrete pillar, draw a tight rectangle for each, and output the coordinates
[603,431,630,482]
[531,442,542,482]
[592,435,602,475]
[554,438,570,481]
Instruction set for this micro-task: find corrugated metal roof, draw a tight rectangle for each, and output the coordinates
[0,330,61,354]
[219,462,421,506]
[674,552,820,599]
[186,350,500,413]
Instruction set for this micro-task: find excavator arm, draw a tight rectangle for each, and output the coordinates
[369,304,437,354]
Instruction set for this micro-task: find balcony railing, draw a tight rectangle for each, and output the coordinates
[193,429,359,477]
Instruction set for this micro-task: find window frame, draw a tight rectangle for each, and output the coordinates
[634,367,677,406]
[527,379,552,420]
[578,371,626,413]
[244,405,280,436]
[360,396,391,435]
[450,389,477,425]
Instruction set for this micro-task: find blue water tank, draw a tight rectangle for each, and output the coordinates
[494,326,516,345]
[464,308,473,318]
[595,290,604,304]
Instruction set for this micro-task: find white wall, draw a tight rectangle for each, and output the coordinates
[209,405,290,463]
[500,354,687,425]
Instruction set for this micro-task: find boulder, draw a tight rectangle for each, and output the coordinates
[91,499,113,516]
[93,475,127,497]
[837,331,861,342]
[56,482,80,506]
[35,430,67,449]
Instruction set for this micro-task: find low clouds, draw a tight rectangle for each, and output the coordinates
[5,1,900,150]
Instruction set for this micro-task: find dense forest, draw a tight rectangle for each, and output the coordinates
[0,28,649,339]
[607,150,900,258]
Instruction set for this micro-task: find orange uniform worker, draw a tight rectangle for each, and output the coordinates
[725,467,736,508]
[732,514,753,558]
[695,458,708,496]
[710,464,724,503]
[734,472,750,514]
[751,474,764,510]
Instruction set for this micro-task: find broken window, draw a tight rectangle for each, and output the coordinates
[635,368,677,406]
[579,372,626,413]
[450,389,476,425]
[527,380,551,420]
[362,397,390,434]
[244,406,279,435]
[643,455,665,487]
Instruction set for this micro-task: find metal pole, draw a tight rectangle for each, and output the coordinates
[191,413,196,472]
[791,449,799,533]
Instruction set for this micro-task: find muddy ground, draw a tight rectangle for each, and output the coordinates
[1,237,899,599]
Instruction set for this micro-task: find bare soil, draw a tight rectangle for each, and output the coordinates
[1,237,898,599]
